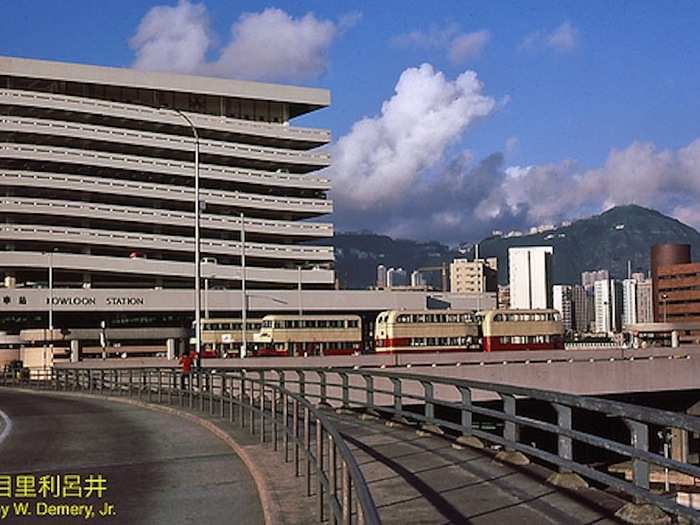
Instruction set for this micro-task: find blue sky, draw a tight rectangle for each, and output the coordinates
[2,1,700,243]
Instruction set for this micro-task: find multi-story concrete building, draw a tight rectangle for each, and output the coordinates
[386,268,408,288]
[410,270,426,288]
[552,284,574,332]
[449,257,497,294]
[594,279,623,333]
[582,269,609,291]
[376,265,387,289]
[636,279,654,323]
[508,246,553,309]
[0,55,335,297]
[0,57,499,366]
[571,284,592,333]
[622,278,638,327]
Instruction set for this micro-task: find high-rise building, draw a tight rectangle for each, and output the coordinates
[581,269,609,290]
[594,279,623,333]
[636,279,654,323]
[497,285,510,310]
[449,257,497,294]
[0,56,334,293]
[386,268,408,288]
[571,284,591,333]
[651,244,694,322]
[410,270,426,288]
[622,279,638,326]
[508,247,553,309]
[552,284,574,332]
[376,265,387,289]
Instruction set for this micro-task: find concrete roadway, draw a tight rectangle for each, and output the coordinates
[326,411,627,525]
[0,390,263,524]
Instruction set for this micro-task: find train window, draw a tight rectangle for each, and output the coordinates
[348,320,359,328]
[494,314,504,322]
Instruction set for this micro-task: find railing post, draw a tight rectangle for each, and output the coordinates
[329,434,337,524]
[283,392,290,463]
[271,383,278,451]
[317,417,325,522]
[417,380,443,435]
[341,461,352,525]
[318,371,329,406]
[220,375,225,418]
[304,405,312,496]
[240,376,246,429]
[340,372,350,410]
[293,398,300,476]
[259,380,266,443]
[626,419,651,493]
[297,370,306,398]
[495,393,529,465]
[546,403,588,489]
[453,386,484,449]
[249,377,256,434]
[229,375,235,423]
[364,375,374,411]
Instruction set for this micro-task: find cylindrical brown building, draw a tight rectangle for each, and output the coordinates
[651,243,691,321]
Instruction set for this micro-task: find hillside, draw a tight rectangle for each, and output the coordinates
[477,205,700,284]
[317,232,460,289]
[324,205,700,289]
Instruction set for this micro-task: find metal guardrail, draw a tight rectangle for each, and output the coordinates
[219,366,700,523]
[0,368,380,525]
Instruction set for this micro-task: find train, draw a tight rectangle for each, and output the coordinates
[198,308,564,357]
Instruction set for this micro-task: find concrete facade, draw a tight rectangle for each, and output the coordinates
[0,55,334,292]
[449,257,497,294]
[508,247,553,309]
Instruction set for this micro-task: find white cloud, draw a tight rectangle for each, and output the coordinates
[209,8,336,82]
[480,139,700,231]
[448,31,491,64]
[520,21,579,53]
[129,1,349,82]
[130,0,210,74]
[331,63,496,210]
[392,24,490,63]
[548,21,578,51]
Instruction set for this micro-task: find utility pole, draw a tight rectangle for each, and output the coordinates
[240,213,247,359]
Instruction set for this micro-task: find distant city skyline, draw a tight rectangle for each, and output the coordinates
[3,1,700,243]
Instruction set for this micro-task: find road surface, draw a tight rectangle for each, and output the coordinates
[0,390,263,524]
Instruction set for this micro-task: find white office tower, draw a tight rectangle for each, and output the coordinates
[386,268,407,288]
[552,284,573,332]
[622,278,638,326]
[410,270,426,287]
[508,247,553,309]
[594,279,623,333]
[376,265,387,289]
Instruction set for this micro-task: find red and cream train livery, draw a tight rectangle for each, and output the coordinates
[374,308,564,354]
[479,309,564,352]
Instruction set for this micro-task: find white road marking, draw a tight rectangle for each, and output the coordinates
[0,409,12,445]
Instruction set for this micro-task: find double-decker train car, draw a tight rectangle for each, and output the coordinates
[479,309,564,352]
[253,314,363,357]
[200,318,263,357]
[374,310,480,354]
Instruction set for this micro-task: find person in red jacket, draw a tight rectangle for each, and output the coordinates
[178,349,196,390]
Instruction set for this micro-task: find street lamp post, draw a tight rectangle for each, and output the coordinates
[240,213,247,359]
[661,293,669,323]
[162,107,202,367]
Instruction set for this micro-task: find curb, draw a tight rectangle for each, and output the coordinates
[1,387,280,525]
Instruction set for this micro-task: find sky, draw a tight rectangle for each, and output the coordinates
[2,0,700,245]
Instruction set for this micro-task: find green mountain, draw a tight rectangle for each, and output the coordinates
[325,205,700,289]
[318,232,460,289]
[478,205,700,285]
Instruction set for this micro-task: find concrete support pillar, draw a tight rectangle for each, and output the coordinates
[671,330,680,348]
[671,427,689,463]
[166,338,176,360]
[70,340,80,363]
[178,338,186,357]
